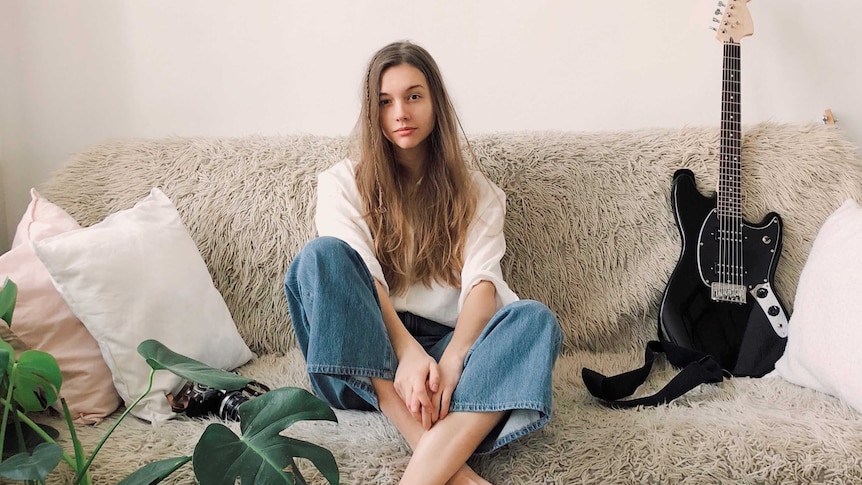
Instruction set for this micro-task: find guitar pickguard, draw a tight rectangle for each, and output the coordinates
[697,208,781,288]
[696,210,789,338]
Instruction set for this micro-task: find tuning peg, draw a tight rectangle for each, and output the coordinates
[715,8,721,15]
[718,1,725,6]
[713,17,720,23]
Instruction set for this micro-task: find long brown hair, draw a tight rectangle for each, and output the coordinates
[355,41,476,295]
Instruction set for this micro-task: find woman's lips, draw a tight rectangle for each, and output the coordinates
[394,127,417,136]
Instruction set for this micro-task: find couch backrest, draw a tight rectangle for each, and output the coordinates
[41,124,862,355]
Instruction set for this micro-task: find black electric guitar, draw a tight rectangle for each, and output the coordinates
[658,0,788,378]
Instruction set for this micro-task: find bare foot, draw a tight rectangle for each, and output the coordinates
[446,464,492,485]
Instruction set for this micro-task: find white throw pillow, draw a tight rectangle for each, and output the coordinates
[774,198,862,413]
[33,188,254,423]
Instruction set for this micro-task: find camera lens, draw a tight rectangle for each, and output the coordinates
[218,391,250,421]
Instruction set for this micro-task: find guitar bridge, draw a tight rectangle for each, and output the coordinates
[711,282,747,304]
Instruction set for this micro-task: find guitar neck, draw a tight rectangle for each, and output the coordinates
[718,41,742,219]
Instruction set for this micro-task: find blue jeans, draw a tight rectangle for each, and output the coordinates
[284,237,562,454]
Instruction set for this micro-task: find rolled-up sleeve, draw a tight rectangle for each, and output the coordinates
[315,160,389,292]
[458,174,519,312]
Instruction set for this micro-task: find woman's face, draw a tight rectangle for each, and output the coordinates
[378,63,435,166]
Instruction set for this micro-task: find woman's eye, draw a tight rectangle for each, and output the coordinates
[379,99,391,107]
[409,94,421,101]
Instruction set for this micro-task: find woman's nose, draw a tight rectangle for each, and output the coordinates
[394,101,408,121]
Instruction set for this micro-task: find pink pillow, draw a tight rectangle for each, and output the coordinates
[0,189,121,423]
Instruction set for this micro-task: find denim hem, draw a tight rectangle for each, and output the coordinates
[306,364,395,381]
[448,400,552,455]
[449,400,549,414]
[479,411,551,455]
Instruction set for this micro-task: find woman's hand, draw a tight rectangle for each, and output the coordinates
[393,342,440,430]
[432,351,465,422]
[431,281,497,423]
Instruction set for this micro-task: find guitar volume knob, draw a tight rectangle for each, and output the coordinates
[756,288,768,298]
[768,305,780,317]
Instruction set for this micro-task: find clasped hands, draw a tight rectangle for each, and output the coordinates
[393,344,463,430]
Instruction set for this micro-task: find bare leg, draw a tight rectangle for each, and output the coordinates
[399,411,504,485]
[372,378,502,485]
[373,377,426,446]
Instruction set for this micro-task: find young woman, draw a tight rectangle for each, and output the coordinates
[285,41,562,485]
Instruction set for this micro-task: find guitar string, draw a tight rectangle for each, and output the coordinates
[720,42,728,293]
[733,42,742,293]
[730,42,742,294]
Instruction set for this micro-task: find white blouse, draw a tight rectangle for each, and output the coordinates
[315,158,519,327]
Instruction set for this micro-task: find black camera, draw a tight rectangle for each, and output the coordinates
[169,380,270,421]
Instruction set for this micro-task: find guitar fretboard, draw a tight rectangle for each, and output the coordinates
[718,42,742,220]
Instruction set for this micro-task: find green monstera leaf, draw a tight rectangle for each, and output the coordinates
[117,456,192,485]
[0,278,16,327]
[137,339,252,391]
[193,387,339,485]
[0,442,63,483]
[11,350,62,412]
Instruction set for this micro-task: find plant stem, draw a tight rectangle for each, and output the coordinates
[74,369,156,485]
[13,415,27,454]
[61,399,88,478]
[0,379,15,464]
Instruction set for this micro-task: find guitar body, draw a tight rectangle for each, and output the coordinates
[659,169,789,377]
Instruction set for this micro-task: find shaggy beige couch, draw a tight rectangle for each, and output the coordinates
[35,122,862,484]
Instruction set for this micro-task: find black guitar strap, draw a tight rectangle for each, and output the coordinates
[582,341,726,408]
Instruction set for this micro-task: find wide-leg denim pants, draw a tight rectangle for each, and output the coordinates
[284,236,562,454]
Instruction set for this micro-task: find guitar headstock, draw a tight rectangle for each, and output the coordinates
[712,0,753,43]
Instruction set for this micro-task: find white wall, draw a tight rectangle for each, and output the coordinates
[2,0,860,252]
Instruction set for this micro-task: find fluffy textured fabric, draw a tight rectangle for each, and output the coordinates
[36,123,862,484]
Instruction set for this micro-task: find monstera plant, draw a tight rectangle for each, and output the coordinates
[0,278,339,484]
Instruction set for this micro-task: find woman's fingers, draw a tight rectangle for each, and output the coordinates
[427,362,440,393]
[409,394,423,422]
[421,402,432,430]
[433,355,463,422]
[414,381,432,409]
[408,380,438,429]
[429,386,445,424]
[439,387,453,421]
[409,389,433,429]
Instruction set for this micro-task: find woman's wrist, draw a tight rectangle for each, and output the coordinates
[393,336,425,361]
[440,345,469,365]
